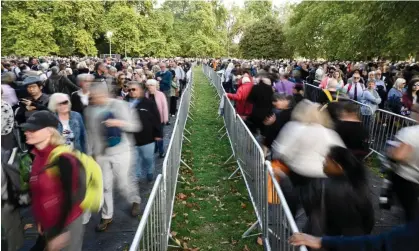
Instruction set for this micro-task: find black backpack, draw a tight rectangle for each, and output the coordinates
[1,147,32,208]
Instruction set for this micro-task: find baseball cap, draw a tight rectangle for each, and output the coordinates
[23,76,42,86]
[20,111,59,131]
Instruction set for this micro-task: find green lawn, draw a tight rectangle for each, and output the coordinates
[170,68,263,251]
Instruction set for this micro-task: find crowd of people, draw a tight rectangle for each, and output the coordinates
[1,56,192,250]
[206,58,419,250]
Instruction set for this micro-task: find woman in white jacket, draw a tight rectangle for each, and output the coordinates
[272,100,345,178]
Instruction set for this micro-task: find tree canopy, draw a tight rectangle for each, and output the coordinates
[2,0,418,60]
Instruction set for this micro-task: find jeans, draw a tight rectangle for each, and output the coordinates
[135,143,155,180]
[155,123,165,155]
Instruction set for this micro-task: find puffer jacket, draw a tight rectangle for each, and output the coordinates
[227,81,253,117]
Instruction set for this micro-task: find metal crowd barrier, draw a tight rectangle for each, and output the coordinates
[203,64,307,251]
[302,82,418,158]
[266,162,307,251]
[129,175,165,251]
[369,109,417,157]
[130,67,195,251]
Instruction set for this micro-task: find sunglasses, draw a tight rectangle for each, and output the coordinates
[59,100,69,105]
[129,88,137,92]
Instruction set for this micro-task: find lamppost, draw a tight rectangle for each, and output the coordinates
[106,31,113,57]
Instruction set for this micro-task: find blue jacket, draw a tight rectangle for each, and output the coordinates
[57,111,87,153]
[322,219,419,251]
[155,71,173,92]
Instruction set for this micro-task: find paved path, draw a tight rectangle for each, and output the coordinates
[20,115,177,251]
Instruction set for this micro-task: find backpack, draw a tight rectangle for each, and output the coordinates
[47,145,103,212]
[1,147,32,207]
[323,89,340,103]
[102,109,122,148]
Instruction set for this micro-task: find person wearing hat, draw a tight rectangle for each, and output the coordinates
[15,76,50,125]
[21,111,85,251]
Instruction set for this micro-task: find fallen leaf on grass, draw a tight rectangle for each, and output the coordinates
[220,241,230,244]
[241,202,247,209]
[172,213,177,218]
[257,236,263,245]
[171,231,178,237]
[243,245,250,251]
[190,248,200,251]
[177,193,188,200]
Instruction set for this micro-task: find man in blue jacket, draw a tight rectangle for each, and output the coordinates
[155,62,172,123]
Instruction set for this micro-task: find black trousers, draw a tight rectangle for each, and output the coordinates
[170,96,178,115]
[391,172,419,221]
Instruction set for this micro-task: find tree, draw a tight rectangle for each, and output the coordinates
[239,16,288,59]
[284,1,419,60]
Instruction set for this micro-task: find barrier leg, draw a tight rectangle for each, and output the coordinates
[168,233,183,248]
[217,125,226,133]
[180,159,193,171]
[223,154,234,165]
[219,132,227,140]
[227,167,240,179]
[363,150,374,160]
[241,221,260,238]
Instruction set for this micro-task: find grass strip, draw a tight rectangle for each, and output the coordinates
[170,68,263,251]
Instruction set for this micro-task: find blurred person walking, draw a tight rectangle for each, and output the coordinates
[20,111,86,251]
[84,83,142,231]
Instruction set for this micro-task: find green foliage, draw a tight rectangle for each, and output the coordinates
[4,0,416,59]
[239,16,288,59]
[284,1,419,60]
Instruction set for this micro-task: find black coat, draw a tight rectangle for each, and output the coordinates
[127,97,161,146]
[70,91,87,117]
[297,176,374,241]
[247,83,274,122]
[44,75,79,96]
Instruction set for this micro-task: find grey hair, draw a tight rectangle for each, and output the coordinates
[77,61,88,69]
[90,82,109,95]
[77,73,94,84]
[51,66,59,75]
[128,81,144,90]
[109,67,117,74]
[393,78,406,90]
[48,93,71,112]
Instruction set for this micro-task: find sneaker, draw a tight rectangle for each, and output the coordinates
[95,218,113,232]
[159,152,166,158]
[171,114,175,117]
[166,122,171,126]
[131,202,141,217]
